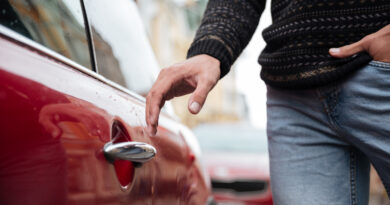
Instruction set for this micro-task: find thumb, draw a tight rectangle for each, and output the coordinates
[188,80,214,114]
[329,40,365,58]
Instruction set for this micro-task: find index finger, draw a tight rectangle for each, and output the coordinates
[145,76,173,135]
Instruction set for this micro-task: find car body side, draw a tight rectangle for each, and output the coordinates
[0,0,211,204]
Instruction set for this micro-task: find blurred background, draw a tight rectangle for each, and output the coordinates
[134,0,389,204]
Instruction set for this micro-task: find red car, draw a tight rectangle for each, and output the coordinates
[193,124,273,205]
[0,0,212,204]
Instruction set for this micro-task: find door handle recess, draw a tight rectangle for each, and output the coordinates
[103,141,157,164]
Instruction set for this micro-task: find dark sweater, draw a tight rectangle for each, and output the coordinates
[187,0,390,89]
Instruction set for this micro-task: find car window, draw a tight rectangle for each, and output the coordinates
[83,0,160,97]
[0,0,91,69]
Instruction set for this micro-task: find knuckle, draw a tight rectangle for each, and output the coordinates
[146,93,151,102]
[151,94,164,104]
[171,64,182,69]
[208,76,218,85]
[203,76,217,86]
[160,67,169,74]
[158,69,167,78]
[363,34,375,43]
[148,89,157,97]
[160,67,182,80]
[195,91,207,100]
[159,67,173,78]
[172,62,184,69]
[150,90,160,98]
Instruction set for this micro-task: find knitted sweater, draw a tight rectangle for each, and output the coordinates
[187,0,390,89]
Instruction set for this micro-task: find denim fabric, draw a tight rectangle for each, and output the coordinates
[267,61,390,205]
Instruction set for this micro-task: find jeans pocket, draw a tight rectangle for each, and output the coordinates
[369,60,390,69]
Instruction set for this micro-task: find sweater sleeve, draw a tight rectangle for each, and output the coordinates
[187,0,266,78]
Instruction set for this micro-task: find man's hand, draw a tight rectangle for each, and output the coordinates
[329,25,390,62]
[146,54,221,136]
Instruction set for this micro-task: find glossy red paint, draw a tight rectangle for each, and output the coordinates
[111,122,135,187]
[0,34,210,205]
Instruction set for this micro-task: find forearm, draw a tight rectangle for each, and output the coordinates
[187,0,266,78]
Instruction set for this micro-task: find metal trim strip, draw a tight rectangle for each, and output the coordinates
[0,24,146,103]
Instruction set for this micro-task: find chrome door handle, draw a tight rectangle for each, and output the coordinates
[103,141,157,164]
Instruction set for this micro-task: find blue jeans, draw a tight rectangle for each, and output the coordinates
[267,61,390,205]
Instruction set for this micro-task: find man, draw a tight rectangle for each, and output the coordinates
[146,1,390,204]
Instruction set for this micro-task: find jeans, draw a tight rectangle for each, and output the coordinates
[267,61,390,205]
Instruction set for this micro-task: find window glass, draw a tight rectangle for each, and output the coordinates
[194,125,268,154]
[84,0,160,97]
[0,0,91,69]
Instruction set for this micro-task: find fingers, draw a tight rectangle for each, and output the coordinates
[145,55,221,136]
[329,34,375,58]
[146,68,178,136]
[329,40,366,58]
[188,78,215,114]
[146,88,164,136]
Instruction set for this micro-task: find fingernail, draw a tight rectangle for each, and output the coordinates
[190,102,200,113]
[330,48,340,53]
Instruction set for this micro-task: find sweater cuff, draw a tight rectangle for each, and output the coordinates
[187,39,233,78]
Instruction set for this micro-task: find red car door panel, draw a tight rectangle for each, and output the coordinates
[0,36,155,205]
[0,31,210,204]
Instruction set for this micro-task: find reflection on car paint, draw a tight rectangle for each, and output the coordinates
[0,34,211,204]
[0,70,150,204]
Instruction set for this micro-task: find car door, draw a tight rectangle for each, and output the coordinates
[0,0,210,204]
[82,0,211,204]
[0,0,155,204]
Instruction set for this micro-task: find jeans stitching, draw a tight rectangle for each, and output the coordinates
[317,85,344,134]
[350,150,357,205]
[369,60,390,69]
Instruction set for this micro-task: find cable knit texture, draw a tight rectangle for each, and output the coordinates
[187,0,390,89]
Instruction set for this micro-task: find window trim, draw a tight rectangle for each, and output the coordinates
[0,24,147,104]
[80,0,97,73]
[80,0,178,119]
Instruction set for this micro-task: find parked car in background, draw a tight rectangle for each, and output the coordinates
[0,0,212,204]
[193,124,273,205]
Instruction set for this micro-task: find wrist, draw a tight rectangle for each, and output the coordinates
[187,39,233,78]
